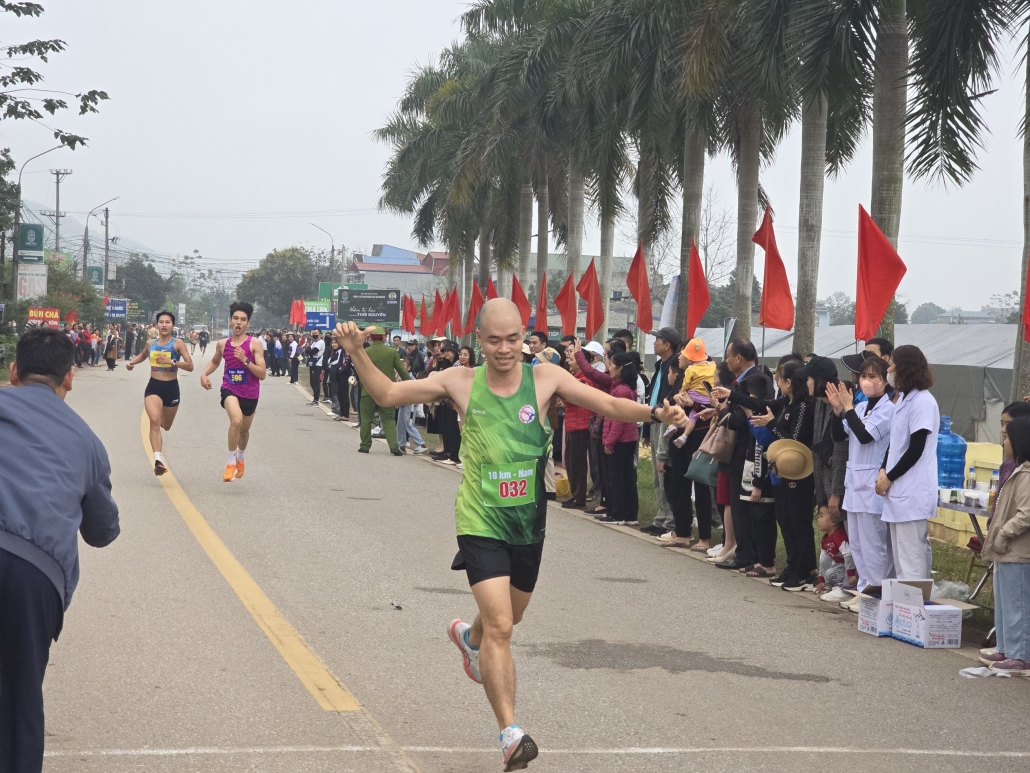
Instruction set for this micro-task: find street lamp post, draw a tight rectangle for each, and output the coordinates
[5,145,62,299]
[83,197,119,285]
[309,222,335,278]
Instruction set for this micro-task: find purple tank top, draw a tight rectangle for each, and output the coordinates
[222,336,260,399]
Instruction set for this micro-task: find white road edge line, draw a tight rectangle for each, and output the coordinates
[45,745,1030,758]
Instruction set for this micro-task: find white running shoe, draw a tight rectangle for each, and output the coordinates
[820,586,851,603]
[447,619,481,684]
[706,543,724,557]
[657,531,676,543]
[413,446,429,455]
[500,725,538,772]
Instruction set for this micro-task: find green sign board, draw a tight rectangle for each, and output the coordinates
[126,300,152,323]
[86,265,105,288]
[304,301,331,313]
[18,223,44,263]
[318,282,342,302]
[337,288,401,328]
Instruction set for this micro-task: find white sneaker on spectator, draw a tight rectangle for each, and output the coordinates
[839,595,861,611]
[657,531,676,543]
[820,587,851,603]
[706,543,724,557]
[440,459,456,466]
[350,422,360,428]
[456,463,464,471]
[413,446,429,455]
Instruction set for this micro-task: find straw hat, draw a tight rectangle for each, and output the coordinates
[766,439,814,480]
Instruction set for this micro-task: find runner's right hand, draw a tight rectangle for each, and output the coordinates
[126,362,134,371]
[200,374,212,390]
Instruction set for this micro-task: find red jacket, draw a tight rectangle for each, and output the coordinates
[603,382,639,449]
[563,372,595,432]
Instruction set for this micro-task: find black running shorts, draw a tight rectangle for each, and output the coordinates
[451,535,544,593]
[144,378,180,408]
[220,388,258,417]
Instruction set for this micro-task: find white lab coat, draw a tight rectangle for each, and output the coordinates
[882,389,940,523]
[841,396,896,515]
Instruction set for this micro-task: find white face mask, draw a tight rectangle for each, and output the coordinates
[887,372,896,387]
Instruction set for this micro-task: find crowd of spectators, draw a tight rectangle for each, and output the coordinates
[286,325,1030,675]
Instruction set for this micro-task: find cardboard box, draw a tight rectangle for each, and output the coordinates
[853,580,933,638]
[891,581,976,649]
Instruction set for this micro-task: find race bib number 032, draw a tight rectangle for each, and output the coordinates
[227,367,248,384]
[481,462,536,508]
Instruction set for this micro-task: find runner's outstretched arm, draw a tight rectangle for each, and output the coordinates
[546,363,688,427]
[335,322,451,407]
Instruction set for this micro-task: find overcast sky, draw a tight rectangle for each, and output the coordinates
[4,0,1027,312]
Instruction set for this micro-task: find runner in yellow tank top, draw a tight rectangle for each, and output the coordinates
[337,299,687,772]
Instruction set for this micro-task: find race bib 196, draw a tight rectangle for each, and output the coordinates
[227,367,248,385]
[481,462,536,508]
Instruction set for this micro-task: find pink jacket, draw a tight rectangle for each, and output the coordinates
[603,382,639,449]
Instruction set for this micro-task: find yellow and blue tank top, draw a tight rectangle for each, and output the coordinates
[149,339,180,373]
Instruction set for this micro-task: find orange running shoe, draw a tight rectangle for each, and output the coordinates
[223,464,235,482]
[235,460,245,479]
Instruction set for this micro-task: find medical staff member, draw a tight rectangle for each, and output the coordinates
[827,356,896,590]
[875,345,939,580]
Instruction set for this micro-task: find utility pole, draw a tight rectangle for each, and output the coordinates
[40,168,72,254]
[103,207,110,293]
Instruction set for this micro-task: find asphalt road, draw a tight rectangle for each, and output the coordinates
[39,353,1030,772]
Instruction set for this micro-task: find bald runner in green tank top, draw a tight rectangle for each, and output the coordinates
[455,363,551,545]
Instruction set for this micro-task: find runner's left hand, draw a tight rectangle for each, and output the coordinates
[334,322,374,353]
[655,399,689,429]
[200,374,212,390]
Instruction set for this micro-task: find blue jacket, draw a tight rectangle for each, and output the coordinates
[0,383,120,609]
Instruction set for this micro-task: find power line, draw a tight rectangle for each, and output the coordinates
[63,207,382,220]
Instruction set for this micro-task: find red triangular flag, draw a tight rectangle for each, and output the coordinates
[511,275,531,328]
[486,276,499,300]
[626,241,653,334]
[418,295,430,334]
[753,208,794,331]
[441,289,455,336]
[534,274,548,334]
[856,205,906,341]
[401,294,415,333]
[576,258,604,340]
[465,282,486,335]
[451,289,463,337]
[554,273,578,337]
[1023,256,1030,344]
[686,239,711,339]
[430,289,444,336]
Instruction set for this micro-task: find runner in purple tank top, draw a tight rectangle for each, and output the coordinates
[200,301,266,482]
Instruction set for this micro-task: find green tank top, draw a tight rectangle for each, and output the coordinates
[455,363,552,545]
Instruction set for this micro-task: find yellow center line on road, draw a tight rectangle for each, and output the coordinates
[139,412,361,712]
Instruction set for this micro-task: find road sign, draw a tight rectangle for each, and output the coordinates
[18,224,44,263]
[305,311,336,331]
[126,300,152,323]
[105,298,128,319]
[337,288,400,328]
[86,265,105,289]
[16,263,47,300]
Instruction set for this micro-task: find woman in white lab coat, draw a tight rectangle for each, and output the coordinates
[827,357,896,590]
[875,346,939,580]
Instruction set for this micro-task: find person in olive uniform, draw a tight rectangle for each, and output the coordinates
[358,324,409,455]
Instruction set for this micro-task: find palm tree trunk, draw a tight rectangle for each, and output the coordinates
[463,231,475,344]
[478,225,492,289]
[636,151,655,331]
[795,94,828,355]
[567,161,585,285]
[869,0,907,343]
[447,256,459,291]
[518,180,533,286]
[1013,50,1030,402]
[536,178,549,304]
[597,218,614,343]
[732,108,761,341]
[677,124,705,335]
[497,268,509,299]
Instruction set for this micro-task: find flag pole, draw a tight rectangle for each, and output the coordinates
[762,324,766,362]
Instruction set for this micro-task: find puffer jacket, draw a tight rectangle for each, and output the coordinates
[983,462,1030,563]
[563,372,596,432]
[603,382,639,449]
